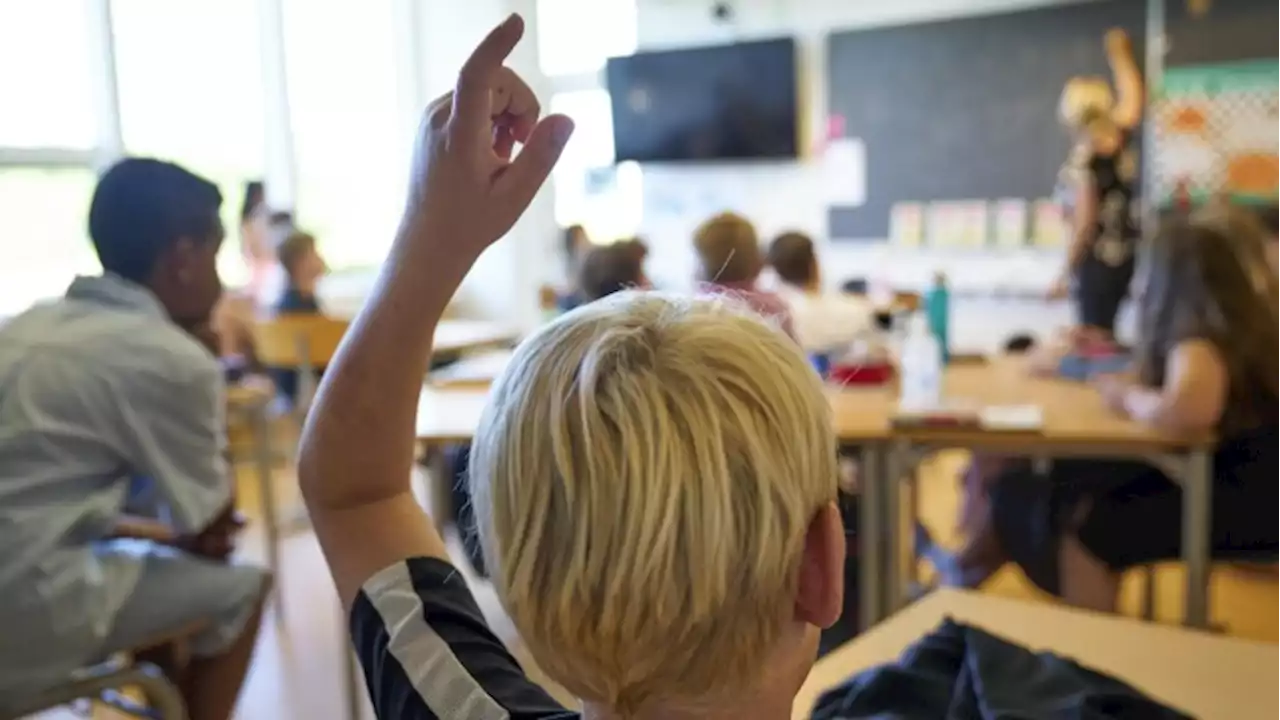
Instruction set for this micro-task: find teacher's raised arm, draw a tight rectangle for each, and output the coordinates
[1105,28,1144,131]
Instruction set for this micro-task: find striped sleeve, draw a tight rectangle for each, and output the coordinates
[350,557,576,720]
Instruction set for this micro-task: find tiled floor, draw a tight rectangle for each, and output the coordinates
[29,449,1278,719]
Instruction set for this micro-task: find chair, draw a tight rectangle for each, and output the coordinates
[1,622,206,720]
[1135,561,1278,631]
[2,660,185,720]
[893,291,923,313]
[249,314,350,421]
[241,315,349,606]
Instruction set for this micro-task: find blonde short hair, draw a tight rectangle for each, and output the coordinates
[1059,76,1115,132]
[693,212,763,284]
[470,292,837,713]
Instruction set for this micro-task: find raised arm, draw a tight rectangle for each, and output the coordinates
[295,15,573,609]
[1105,29,1144,130]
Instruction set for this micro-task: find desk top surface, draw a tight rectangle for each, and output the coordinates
[792,589,1278,720]
[432,321,518,355]
[416,355,1203,449]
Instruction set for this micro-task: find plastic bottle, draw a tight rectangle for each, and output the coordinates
[925,272,950,364]
[899,312,943,411]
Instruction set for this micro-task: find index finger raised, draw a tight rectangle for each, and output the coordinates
[452,14,525,137]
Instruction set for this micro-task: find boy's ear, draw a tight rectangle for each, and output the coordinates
[794,501,844,629]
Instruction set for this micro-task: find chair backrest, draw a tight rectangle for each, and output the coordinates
[893,291,923,313]
[250,314,349,368]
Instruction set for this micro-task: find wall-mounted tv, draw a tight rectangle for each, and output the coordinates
[606,37,799,163]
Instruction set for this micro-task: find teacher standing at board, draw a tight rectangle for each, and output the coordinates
[1049,29,1144,337]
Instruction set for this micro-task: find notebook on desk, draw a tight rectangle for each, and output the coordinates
[893,403,1044,432]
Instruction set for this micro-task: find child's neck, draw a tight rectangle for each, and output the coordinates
[291,278,316,296]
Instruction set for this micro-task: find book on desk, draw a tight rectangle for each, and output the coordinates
[892,403,1045,432]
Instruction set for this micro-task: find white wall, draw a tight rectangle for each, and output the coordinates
[632,0,1110,350]
[412,0,556,331]
[318,0,557,330]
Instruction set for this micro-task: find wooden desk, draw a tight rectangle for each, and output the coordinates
[428,350,513,388]
[925,357,1212,452]
[878,357,1217,627]
[432,320,518,356]
[826,385,896,632]
[416,386,493,447]
[416,378,897,444]
[793,589,1278,720]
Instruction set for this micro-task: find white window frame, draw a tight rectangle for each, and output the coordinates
[539,1,642,246]
[1,0,643,313]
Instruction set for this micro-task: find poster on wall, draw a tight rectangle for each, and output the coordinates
[1032,199,1068,248]
[1152,59,1279,204]
[926,202,961,248]
[823,137,867,206]
[889,202,925,247]
[953,201,989,248]
[992,199,1028,248]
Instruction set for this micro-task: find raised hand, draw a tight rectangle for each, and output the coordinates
[405,14,574,259]
[1104,28,1131,59]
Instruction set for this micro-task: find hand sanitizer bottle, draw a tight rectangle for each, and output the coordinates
[925,272,950,364]
[899,312,943,411]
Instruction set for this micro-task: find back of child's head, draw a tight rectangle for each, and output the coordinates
[1135,205,1278,414]
[277,230,317,279]
[693,212,763,284]
[1003,334,1037,354]
[616,236,649,263]
[767,231,818,288]
[1059,76,1114,136]
[470,292,837,713]
[576,242,646,301]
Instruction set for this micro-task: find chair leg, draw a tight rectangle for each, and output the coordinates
[127,663,187,720]
[10,662,187,720]
[1140,565,1157,622]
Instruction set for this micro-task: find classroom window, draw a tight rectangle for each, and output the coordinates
[0,169,100,316]
[282,0,409,271]
[536,0,637,77]
[0,0,98,150]
[111,0,267,287]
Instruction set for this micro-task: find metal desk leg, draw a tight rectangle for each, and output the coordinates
[882,440,904,616]
[251,403,284,617]
[1180,448,1212,628]
[858,444,883,631]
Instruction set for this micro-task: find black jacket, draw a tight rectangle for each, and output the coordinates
[812,619,1192,720]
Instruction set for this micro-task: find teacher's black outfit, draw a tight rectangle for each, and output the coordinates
[1073,131,1140,334]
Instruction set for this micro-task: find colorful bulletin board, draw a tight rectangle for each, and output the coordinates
[1152,59,1279,204]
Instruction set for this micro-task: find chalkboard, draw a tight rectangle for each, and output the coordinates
[826,1,1146,239]
[1164,0,1279,67]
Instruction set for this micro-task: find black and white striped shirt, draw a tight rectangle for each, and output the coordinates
[351,557,579,719]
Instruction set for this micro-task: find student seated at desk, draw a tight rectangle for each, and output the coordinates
[577,240,650,301]
[693,211,797,340]
[767,230,873,354]
[297,23,846,718]
[274,229,327,313]
[553,223,593,312]
[269,229,329,404]
[943,206,1278,613]
[0,158,270,720]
